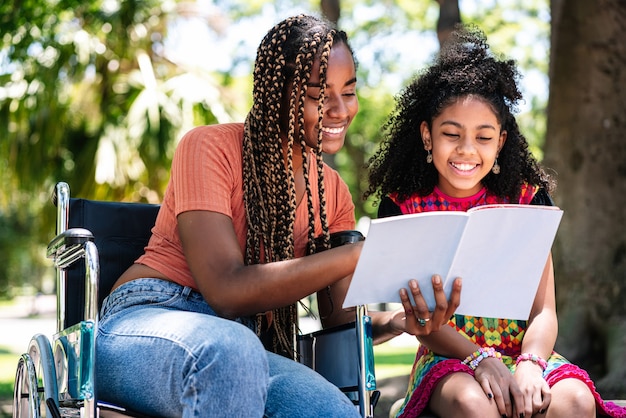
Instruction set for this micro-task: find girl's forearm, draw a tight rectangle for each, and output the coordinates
[520,310,558,359]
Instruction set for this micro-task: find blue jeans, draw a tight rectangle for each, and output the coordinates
[96,279,359,418]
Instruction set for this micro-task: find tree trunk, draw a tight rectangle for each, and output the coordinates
[544,0,626,398]
[321,0,341,24]
[320,0,341,171]
[435,0,461,46]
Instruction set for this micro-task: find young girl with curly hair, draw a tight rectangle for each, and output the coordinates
[366,25,625,418]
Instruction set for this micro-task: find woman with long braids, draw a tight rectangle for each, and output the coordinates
[95,14,461,417]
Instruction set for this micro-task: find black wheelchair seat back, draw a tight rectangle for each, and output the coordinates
[64,198,160,329]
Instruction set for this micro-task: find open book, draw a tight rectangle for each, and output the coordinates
[343,204,563,319]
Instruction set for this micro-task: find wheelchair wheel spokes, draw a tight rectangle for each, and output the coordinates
[13,354,41,418]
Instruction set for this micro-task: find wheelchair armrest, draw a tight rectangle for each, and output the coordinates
[298,315,376,391]
[47,228,94,268]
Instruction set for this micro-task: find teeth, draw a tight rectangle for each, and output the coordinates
[452,163,476,171]
[322,126,344,134]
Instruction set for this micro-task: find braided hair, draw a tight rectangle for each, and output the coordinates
[366,25,554,202]
[243,14,354,356]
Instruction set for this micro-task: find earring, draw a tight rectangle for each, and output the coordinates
[426,150,433,164]
[492,158,500,174]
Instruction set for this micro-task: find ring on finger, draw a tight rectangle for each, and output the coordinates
[417,317,430,327]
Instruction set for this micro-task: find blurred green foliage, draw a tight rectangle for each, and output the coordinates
[0,0,549,295]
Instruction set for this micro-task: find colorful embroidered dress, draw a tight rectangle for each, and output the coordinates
[389,185,626,418]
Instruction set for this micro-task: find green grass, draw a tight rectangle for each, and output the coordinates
[0,349,17,401]
[373,342,417,380]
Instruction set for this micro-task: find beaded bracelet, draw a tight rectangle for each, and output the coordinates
[515,353,548,371]
[461,347,502,370]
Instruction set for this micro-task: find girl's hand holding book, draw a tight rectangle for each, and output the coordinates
[395,275,462,336]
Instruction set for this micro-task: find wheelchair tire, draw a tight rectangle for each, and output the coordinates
[13,334,60,418]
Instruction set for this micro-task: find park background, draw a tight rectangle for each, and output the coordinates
[1,0,624,416]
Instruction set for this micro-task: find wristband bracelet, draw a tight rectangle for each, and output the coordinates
[461,347,502,370]
[515,353,548,371]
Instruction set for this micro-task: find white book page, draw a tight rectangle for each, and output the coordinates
[448,205,563,319]
[343,205,563,320]
[343,211,468,311]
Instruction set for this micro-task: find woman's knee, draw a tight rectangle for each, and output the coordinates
[264,353,360,417]
[182,324,269,414]
[193,322,269,380]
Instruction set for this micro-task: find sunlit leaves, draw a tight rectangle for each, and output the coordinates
[0,0,239,292]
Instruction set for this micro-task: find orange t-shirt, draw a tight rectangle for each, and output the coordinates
[136,123,356,290]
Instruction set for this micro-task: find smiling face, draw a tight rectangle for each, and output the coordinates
[285,42,358,156]
[421,95,507,198]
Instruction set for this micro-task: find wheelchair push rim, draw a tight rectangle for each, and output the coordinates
[13,334,60,418]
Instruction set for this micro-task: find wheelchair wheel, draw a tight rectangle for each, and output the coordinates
[13,334,60,418]
[14,353,38,418]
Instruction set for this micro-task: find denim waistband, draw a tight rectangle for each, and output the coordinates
[106,278,204,302]
[100,278,256,331]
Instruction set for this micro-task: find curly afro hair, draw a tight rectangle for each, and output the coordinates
[366,25,554,202]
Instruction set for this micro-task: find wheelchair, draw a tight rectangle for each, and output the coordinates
[13,182,379,418]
